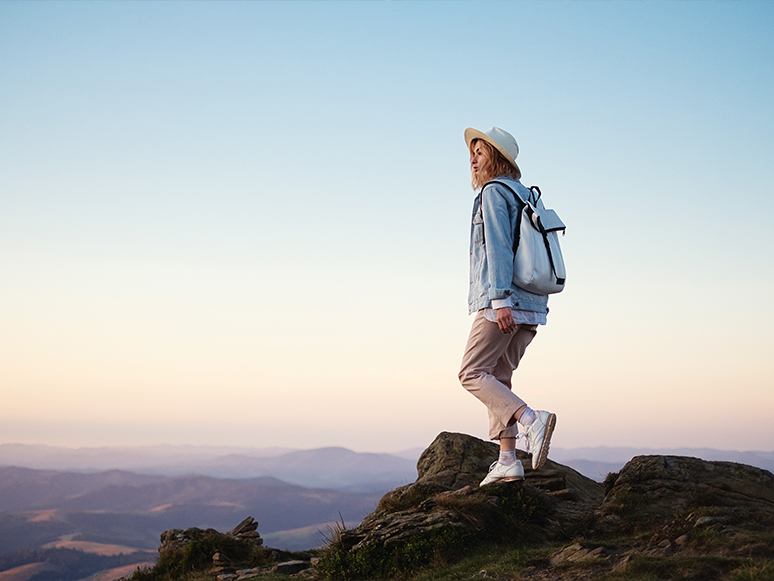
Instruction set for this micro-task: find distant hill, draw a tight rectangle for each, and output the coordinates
[0,466,383,555]
[2,442,772,485]
[0,444,418,492]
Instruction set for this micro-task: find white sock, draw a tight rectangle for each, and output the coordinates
[519,407,536,428]
[498,450,517,465]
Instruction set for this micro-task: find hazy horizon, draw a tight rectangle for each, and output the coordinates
[2,440,773,457]
[3,440,773,488]
[2,2,773,454]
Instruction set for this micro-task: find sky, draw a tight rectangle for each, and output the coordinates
[1,1,773,454]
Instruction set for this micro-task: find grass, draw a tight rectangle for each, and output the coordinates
[594,556,774,581]
[123,526,774,581]
[146,571,312,581]
[405,542,537,581]
[316,526,476,580]
[313,546,774,581]
[320,513,348,551]
[615,554,745,580]
[731,560,774,581]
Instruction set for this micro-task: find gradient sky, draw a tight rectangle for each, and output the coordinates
[1,1,772,453]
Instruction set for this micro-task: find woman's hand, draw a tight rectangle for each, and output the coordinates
[496,307,517,334]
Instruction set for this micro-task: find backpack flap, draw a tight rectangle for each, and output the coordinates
[536,208,565,234]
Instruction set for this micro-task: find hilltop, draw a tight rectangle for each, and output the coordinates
[123,431,774,581]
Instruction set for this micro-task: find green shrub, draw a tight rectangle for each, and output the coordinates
[317,527,474,580]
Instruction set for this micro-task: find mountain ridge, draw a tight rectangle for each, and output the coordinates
[0,444,418,491]
[2,442,773,485]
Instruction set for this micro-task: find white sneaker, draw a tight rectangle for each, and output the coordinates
[479,459,524,486]
[524,410,556,470]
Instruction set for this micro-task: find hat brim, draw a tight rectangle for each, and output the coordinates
[464,127,521,178]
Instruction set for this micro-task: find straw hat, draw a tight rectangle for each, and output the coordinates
[464,126,521,179]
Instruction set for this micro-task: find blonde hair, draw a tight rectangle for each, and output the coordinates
[470,139,520,190]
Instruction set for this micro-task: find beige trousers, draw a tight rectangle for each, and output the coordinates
[458,310,537,440]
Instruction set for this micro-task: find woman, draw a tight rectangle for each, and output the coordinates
[458,126,556,486]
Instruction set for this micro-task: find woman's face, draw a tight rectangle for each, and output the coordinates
[470,140,492,182]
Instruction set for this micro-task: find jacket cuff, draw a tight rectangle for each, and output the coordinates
[492,297,511,310]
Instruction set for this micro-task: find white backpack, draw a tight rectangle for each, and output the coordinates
[487,181,567,295]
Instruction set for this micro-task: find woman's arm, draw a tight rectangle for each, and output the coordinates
[480,184,516,304]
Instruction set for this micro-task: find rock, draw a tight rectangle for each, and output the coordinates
[273,560,310,574]
[605,455,774,506]
[549,543,583,565]
[550,543,605,565]
[414,432,602,504]
[695,515,726,527]
[333,432,603,557]
[599,455,774,533]
[229,516,259,536]
[567,548,590,562]
[159,527,222,560]
[612,554,633,574]
[416,431,499,490]
[675,534,689,546]
[235,567,267,580]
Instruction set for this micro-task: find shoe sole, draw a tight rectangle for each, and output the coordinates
[480,475,525,486]
[534,413,556,470]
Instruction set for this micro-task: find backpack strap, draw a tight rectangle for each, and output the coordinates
[486,179,545,209]
[482,180,537,253]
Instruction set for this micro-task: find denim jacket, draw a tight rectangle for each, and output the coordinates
[468,177,549,315]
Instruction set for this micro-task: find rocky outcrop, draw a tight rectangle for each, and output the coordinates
[318,435,774,581]
[539,455,774,579]
[229,516,264,539]
[597,454,774,535]
[156,517,312,580]
[330,432,603,554]
[413,431,604,504]
[148,436,774,581]
[158,517,264,563]
[602,454,774,510]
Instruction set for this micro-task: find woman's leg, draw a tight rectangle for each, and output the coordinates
[459,312,535,441]
[460,314,555,473]
[488,325,537,448]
